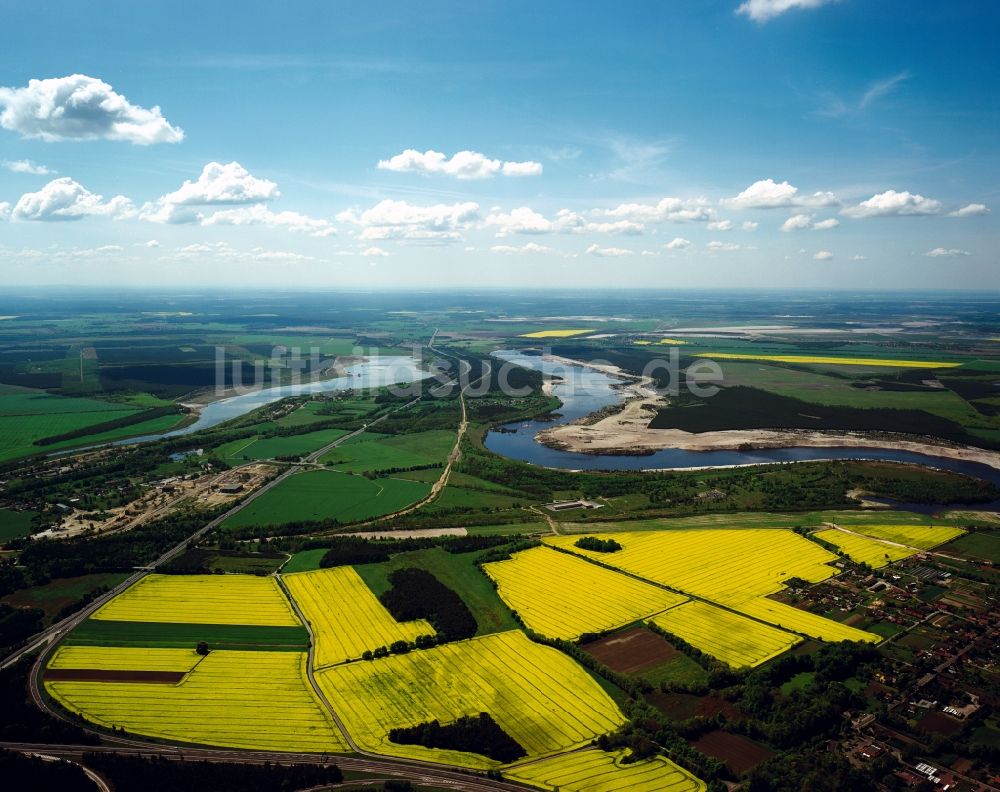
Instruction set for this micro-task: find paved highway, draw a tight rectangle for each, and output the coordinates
[3,337,537,791]
[0,742,531,791]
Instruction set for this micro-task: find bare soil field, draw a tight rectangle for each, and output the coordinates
[44,669,187,684]
[693,730,775,776]
[583,627,680,674]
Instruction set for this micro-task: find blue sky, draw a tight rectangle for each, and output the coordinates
[0,0,996,289]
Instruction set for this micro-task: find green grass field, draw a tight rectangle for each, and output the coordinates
[64,618,310,651]
[281,549,328,573]
[320,429,455,472]
[214,427,349,461]
[713,360,993,429]
[424,485,525,511]
[637,652,711,688]
[0,390,145,461]
[221,470,431,529]
[556,510,963,533]
[0,508,36,540]
[944,530,1000,563]
[354,546,520,636]
[0,573,129,624]
[275,398,376,428]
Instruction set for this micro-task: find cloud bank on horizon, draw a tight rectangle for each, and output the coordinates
[0,0,995,289]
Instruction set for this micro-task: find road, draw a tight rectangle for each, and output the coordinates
[0,742,531,792]
[3,334,539,791]
[0,362,436,672]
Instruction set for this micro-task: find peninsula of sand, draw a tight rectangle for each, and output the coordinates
[535,356,1000,473]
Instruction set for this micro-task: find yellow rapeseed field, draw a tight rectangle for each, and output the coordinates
[649,601,800,668]
[549,529,879,643]
[520,329,594,338]
[693,352,960,369]
[45,647,347,752]
[315,630,626,770]
[483,546,687,640]
[813,528,916,568]
[657,338,689,345]
[737,598,877,643]
[91,574,301,626]
[505,748,706,792]
[48,646,202,672]
[547,530,836,605]
[844,524,965,550]
[283,567,434,667]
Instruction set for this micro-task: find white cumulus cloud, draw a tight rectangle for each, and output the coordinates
[484,207,641,237]
[3,159,53,175]
[742,221,758,231]
[0,202,11,221]
[737,0,836,23]
[724,179,838,210]
[841,190,942,218]
[598,196,713,224]
[361,246,389,257]
[813,250,833,261]
[781,214,839,231]
[491,242,568,256]
[664,237,692,250]
[708,219,733,231]
[201,204,335,237]
[925,247,971,258]
[781,214,813,232]
[337,199,479,243]
[586,244,633,257]
[377,149,542,180]
[142,162,281,224]
[706,241,741,252]
[0,74,183,144]
[948,203,989,217]
[12,177,134,221]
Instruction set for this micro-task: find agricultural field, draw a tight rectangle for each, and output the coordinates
[0,507,36,540]
[505,747,706,792]
[736,598,878,643]
[91,574,301,626]
[546,529,837,606]
[355,546,520,636]
[213,427,349,461]
[548,530,879,643]
[944,530,1000,563]
[692,352,962,369]
[315,630,626,769]
[519,329,595,338]
[45,646,347,752]
[221,470,430,529]
[812,528,916,568]
[275,398,377,428]
[648,601,800,669]
[64,618,309,651]
[0,389,145,462]
[845,524,966,549]
[0,572,129,625]
[482,546,687,640]
[319,428,455,473]
[583,627,709,687]
[283,567,434,667]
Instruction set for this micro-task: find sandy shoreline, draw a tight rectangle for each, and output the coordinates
[535,354,1000,473]
[539,421,1000,472]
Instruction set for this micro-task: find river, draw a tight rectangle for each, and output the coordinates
[115,356,431,446]
[483,351,1000,490]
